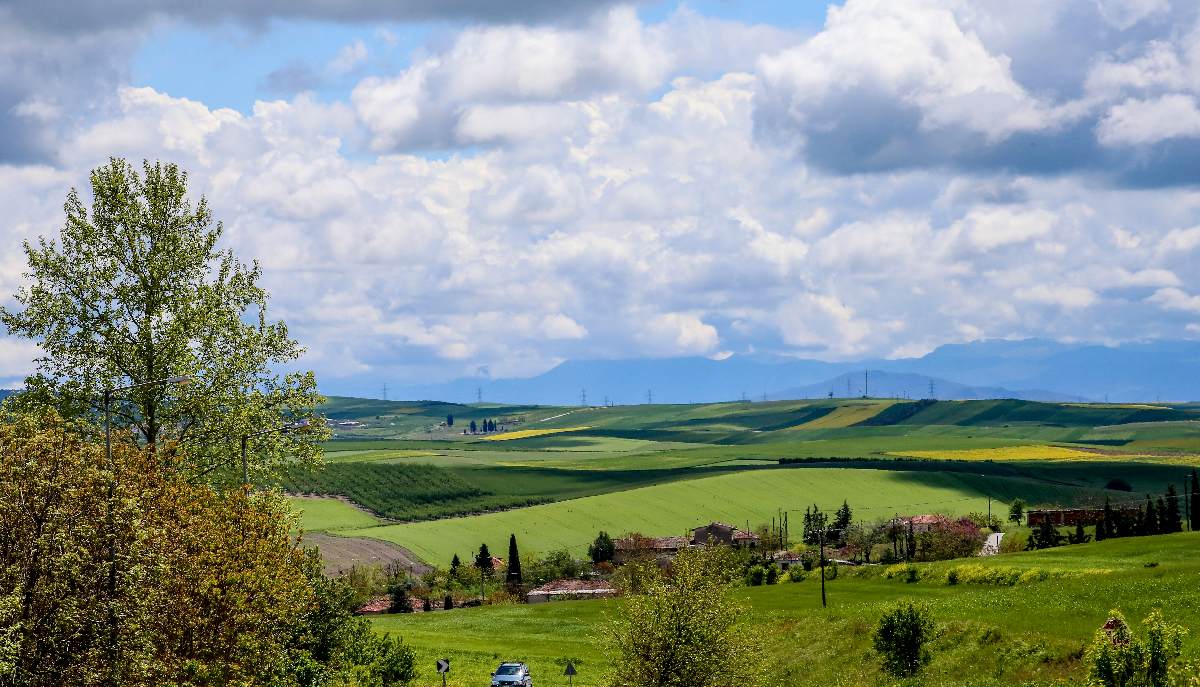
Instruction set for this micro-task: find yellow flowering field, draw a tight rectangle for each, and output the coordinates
[483,426,591,441]
[886,444,1103,461]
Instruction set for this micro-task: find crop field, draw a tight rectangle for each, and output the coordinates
[372,532,1200,687]
[292,396,1200,569]
[343,467,1108,565]
[888,444,1104,461]
[484,426,591,441]
[290,495,381,531]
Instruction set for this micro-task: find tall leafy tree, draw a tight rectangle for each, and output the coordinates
[833,500,853,536]
[589,531,615,564]
[605,548,766,687]
[506,534,523,587]
[0,159,327,482]
[1008,499,1025,526]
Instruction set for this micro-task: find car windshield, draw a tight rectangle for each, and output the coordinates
[496,666,523,676]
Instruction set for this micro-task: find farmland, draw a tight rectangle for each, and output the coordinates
[288,396,1200,566]
[371,532,1200,686]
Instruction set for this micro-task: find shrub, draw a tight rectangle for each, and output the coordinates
[746,565,765,586]
[873,601,936,677]
[764,565,779,585]
[786,570,806,583]
[1086,609,1186,687]
[885,563,920,583]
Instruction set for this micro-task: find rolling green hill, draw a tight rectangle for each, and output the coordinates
[342,466,1108,565]
[372,532,1200,687]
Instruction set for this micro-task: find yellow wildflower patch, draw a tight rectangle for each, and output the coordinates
[887,445,1102,461]
[484,426,591,441]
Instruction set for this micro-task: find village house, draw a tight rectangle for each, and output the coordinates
[613,535,688,564]
[691,522,761,548]
[526,579,618,604]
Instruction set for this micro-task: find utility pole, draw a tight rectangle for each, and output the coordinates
[864,370,869,398]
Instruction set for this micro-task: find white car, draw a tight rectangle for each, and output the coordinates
[491,662,532,687]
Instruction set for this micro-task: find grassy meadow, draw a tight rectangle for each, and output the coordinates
[372,533,1200,687]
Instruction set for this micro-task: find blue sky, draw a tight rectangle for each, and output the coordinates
[1,0,1199,393]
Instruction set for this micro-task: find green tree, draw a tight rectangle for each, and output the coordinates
[1086,609,1186,687]
[589,531,616,564]
[446,414,454,427]
[506,534,523,587]
[0,159,328,483]
[873,601,936,678]
[1026,518,1066,550]
[605,548,765,687]
[450,554,461,573]
[1068,522,1092,545]
[833,500,853,541]
[1008,498,1026,526]
[475,543,494,577]
[1190,469,1200,531]
[1143,496,1158,536]
[0,409,399,687]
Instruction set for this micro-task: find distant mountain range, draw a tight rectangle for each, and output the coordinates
[341,339,1200,405]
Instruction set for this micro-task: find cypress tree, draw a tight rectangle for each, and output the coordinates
[1095,515,1107,541]
[506,534,523,587]
[834,500,853,534]
[1142,496,1157,536]
[1191,468,1200,531]
[475,543,494,577]
[1162,489,1180,533]
[450,554,461,572]
[1102,497,1117,539]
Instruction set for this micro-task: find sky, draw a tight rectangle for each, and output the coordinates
[1,0,1199,393]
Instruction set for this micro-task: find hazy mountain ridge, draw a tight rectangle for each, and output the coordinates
[330,339,1200,404]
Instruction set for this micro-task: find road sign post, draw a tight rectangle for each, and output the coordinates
[437,658,450,687]
[565,661,577,687]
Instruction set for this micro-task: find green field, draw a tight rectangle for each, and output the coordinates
[344,466,1108,565]
[292,397,1200,567]
[372,532,1200,686]
[290,495,381,531]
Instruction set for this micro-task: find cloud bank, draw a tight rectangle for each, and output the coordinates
[1,0,1199,392]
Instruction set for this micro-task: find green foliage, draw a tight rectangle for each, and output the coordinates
[1086,609,1186,687]
[1026,519,1067,550]
[589,531,616,563]
[506,534,523,587]
[0,158,327,484]
[1009,498,1026,525]
[873,601,936,678]
[605,548,766,687]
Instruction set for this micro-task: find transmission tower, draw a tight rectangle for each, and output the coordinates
[864,371,869,398]
[929,378,935,399]
[647,389,653,405]
[581,389,588,407]
[381,383,388,401]
[476,386,482,404]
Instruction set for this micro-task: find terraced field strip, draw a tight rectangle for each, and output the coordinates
[888,444,1109,461]
[484,426,591,441]
[344,467,1095,565]
[790,401,895,430]
[289,495,382,531]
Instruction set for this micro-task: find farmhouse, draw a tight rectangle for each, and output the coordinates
[613,535,688,563]
[691,522,760,548]
[1025,508,1141,526]
[526,579,618,604]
